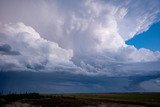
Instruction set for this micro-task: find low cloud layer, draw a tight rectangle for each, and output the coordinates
[0,72,160,93]
[0,0,160,76]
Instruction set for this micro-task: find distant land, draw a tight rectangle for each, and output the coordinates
[1,92,160,107]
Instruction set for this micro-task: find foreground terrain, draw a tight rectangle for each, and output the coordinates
[0,93,160,107]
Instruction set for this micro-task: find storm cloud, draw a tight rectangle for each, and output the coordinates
[0,0,160,76]
[0,71,160,93]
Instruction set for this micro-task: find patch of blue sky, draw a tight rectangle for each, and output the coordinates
[126,22,160,51]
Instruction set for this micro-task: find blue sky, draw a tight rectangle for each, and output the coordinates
[126,22,160,51]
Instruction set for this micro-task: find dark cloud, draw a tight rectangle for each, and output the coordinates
[0,44,20,55]
[0,71,160,93]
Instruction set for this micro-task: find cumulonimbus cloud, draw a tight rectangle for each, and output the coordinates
[0,22,74,71]
[0,0,160,76]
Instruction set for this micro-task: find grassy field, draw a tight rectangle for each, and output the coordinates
[1,93,160,107]
[59,93,160,106]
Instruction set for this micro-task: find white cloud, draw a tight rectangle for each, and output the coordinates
[116,0,160,40]
[0,22,74,71]
[0,0,160,76]
[116,46,160,62]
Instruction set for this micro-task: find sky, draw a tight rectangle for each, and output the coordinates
[126,22,160,51]
[0,0,160,93]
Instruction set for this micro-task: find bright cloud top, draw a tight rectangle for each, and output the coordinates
[0,0,160,76]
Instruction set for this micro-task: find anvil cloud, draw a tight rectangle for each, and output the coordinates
[0,0,160,76]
